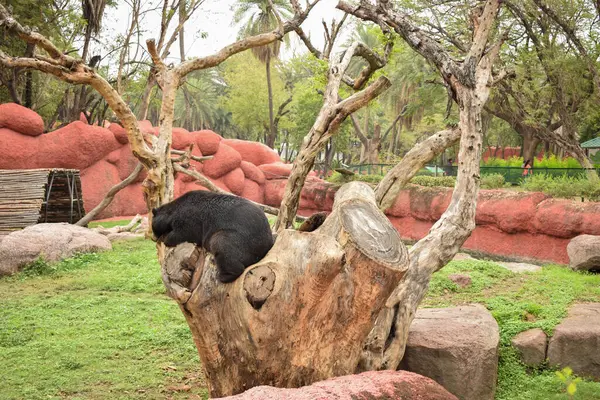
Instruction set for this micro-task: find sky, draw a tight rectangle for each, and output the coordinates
[101,0,352,64]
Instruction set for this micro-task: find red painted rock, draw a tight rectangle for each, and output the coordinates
[0,128,40,169]
[579,202,600,235]
[216,370,458,400]
[115,146,146,183]
[219,168,245,196]
[37,122,122,170]
[203,144,242,179]
[264,179,287,207]
[385,190,411,218]
[106,149,121,164]
[477,191,548,233]
[172,127,193,150]
[193,130,222,155]
[111,184,147,217]
[80,159,121,216]
[108,123,129,144]
[241,179,265,204]
[240,161,266,185]
[259,162,293,180]
[224,139,281,166]
[534,199,585,238]
[0,103,44,136]
[138,120,157,135]
[408,186,450,221]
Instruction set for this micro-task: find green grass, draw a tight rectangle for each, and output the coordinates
[2,233,600,399]
[0,239,208,400]
[424,259,600,400]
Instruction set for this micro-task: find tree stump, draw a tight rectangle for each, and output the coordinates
[160,182,409,398]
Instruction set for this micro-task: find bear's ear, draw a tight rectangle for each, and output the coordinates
[152,208,158,216]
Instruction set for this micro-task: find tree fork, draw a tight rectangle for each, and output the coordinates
[160,182,409,397]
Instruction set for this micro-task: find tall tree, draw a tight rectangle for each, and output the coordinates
[233,0,292,148]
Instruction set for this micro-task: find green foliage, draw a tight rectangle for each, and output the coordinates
[410,175,456,187]
[536,155,582,169]
[521,174,600,200]
[556,367,582,399]
[483,156,525,168]
[481,173,507,189]
[220,52,289,141]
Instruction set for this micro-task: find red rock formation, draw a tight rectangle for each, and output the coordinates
[0,103,44,136]
[2,103,600,264]
[224,139,281,166]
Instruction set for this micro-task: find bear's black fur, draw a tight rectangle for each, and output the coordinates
[152,190,274,283]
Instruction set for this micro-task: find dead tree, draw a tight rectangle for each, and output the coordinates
[161,182,409,397]
[337,0,506,369]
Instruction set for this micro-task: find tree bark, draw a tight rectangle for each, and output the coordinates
[521,128,541,165]
[160,182,409,398]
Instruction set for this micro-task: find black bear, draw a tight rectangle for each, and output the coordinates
[152,190,274,283]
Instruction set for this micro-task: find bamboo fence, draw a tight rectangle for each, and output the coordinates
[0,169,85,237]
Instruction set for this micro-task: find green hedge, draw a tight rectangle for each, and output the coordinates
[521,173,600,200]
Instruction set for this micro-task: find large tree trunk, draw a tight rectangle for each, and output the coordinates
[521,128,541,165]
[161,182,409,398]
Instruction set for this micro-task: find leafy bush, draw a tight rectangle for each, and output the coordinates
[483,155,583,169]
[483,156,524,167]
[481,173,506,189]
[415,168,434,176]
[410,175,456,187]
[536,155,582,169]
[521,173,600,200]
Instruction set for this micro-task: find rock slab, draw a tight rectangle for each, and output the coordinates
[567,235,600,271]
[511,328,547,367]
[216,370,458,400]
[547,303,600,380]
[0,223,112,275]
[399,304,499,400]
[497,261,541,273]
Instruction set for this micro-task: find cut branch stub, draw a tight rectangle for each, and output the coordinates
[160,182,408,398]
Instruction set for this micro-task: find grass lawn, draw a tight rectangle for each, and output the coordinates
[1,219,600,399]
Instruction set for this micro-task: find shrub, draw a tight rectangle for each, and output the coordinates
[520,173,600,200]
[410,175,456,187]
[481,173,506,189]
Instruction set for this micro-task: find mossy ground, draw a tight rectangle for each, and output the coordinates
[1,220,600,399]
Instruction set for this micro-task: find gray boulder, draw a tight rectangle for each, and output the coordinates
[399,304,499,400]
[567,235,600,271]
[548,303,600,380]
[511,328,547,367]
[0,223,112,275]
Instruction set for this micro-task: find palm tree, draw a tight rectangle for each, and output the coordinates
[232,0,292,148]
